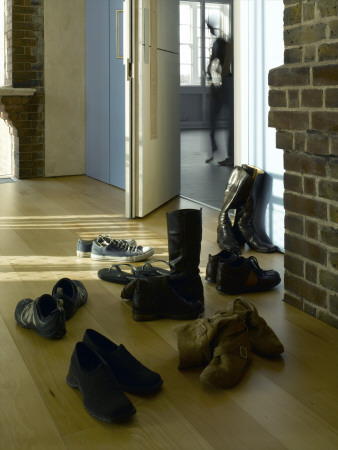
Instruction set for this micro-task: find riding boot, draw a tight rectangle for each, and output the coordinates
[167,208,204,305]
[217,166,255,250]
[233,165,278,253]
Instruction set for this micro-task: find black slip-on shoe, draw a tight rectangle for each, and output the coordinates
[83,329,163,394]
[52,278,88,320]
[66,342,136,423]
[15,294,66,339]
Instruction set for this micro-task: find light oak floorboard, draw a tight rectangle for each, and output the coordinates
[0,176,337,450]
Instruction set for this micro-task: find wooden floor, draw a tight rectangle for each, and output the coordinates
[1,176,337,450]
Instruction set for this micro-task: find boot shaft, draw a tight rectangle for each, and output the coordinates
[218,166,255,225]
[167,208,202,276]
[234,165,265,227]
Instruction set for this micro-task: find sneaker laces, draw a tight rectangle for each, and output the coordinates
[98,234,113,245]
[248,256,263,276]
[110,239,139,253]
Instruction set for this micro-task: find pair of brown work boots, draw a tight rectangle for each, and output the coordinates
[174,297,284,388]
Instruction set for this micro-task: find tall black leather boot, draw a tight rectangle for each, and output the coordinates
[233,165,278,253]
[217,166,255,250]
[166,208,204,305]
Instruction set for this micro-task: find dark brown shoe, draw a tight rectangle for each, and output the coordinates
[216,256,281,294]
[121,276,204,321]
[205,248,240,283]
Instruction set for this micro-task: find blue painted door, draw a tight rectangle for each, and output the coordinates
[86,0,125,189]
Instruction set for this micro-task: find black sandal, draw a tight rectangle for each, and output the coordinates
[134,260,170,277]
[98,263,139,285]
[98,260,171,285]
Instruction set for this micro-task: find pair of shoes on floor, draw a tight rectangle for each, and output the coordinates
[205,249,281,294]
[14,278,88,339]
[67,329,163,422]
[77,234,154,262]
[98,260,170,285]
[173,297,284,388]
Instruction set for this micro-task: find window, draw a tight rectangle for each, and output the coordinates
[0,0,4,86]
[179,1,231,86]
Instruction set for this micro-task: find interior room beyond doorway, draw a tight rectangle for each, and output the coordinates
[179,0,233,210]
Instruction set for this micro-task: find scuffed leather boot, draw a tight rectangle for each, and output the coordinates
[167,208,204,304]
[217,166,255,250]
[121,276,204,322]
[205,248,240,283]
[173,312,241,369]
[224,297,284,357]
[233,165,278,253]
[199,314,252,388]
[216,255,281,294]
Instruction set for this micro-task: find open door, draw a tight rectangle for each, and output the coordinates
[124,0,180,218]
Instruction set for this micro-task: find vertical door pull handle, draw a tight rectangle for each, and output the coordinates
[116,9,123,59]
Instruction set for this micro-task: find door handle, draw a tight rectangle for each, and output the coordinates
[116,9,123,59]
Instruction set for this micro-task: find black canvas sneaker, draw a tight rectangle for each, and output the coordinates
[76,235,137,258]
[91,239,154,262]
[15,294,66,339]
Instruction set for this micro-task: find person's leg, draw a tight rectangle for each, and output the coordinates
[218,78,234,166]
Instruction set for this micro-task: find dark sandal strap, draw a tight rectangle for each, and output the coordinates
[133,260,170,276]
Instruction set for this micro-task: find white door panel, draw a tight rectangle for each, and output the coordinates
[156,0,179,53]
[125,0,180,218]
[139,49,180,216]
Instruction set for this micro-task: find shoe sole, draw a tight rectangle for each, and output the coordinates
[91,249,154,262]
[131,305,204,322]
[66,368,136,422]
[76,250,91,258]
[15,304,66,339]
[216,282,281,295]
[15,321,66,339]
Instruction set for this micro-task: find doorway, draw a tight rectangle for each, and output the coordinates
[179,0,234,210]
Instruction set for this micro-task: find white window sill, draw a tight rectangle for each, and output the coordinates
[0,86,36,96]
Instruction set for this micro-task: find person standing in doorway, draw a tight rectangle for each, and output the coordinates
[205,23,233,166]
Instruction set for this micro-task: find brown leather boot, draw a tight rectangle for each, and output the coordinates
[223,297,284,357]
[199,314,252,388]
[173,312,239,369]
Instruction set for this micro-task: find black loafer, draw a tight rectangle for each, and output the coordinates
[66,342,136,422]
[83,329,163,394]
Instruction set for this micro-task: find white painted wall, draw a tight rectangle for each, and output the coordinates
[44,0,86,176]
[234,0,284,251]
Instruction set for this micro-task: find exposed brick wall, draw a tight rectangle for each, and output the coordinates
[1,0,44,178]
[269,0,338,328]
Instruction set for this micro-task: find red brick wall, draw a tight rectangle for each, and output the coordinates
[269,0,338,327]
[1,0,44,178]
